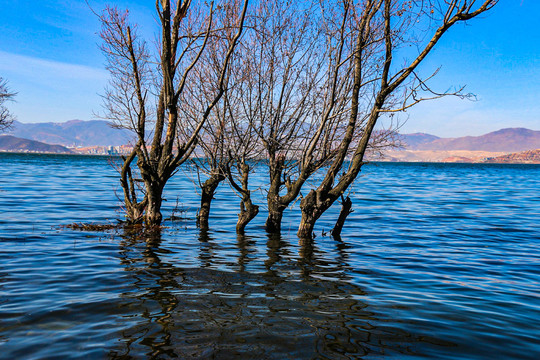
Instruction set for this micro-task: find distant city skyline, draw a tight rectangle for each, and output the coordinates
[0,0,538,137]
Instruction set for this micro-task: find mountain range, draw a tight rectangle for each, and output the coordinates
[7,120,132,147]
[0,135,73,154]
[2,120,540,162]
[401,128,540,152]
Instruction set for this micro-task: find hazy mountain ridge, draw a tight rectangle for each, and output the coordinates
[3,121,540,162]
[400,133,440,148]
[0,135,73,153]
[402,128,540,152]
[8,120,132,147]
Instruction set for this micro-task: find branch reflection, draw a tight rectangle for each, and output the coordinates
[110,228,420,359]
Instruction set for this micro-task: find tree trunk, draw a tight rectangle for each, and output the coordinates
[228,162,259,234]
[119,150,146,225]
[297,213,318,239]
[237,196,259,234]
[265,154,285,233]
[265,201,285,233]
[331,196,353,238]
[145,182,164,227]
[197,174,225,229]
[297,190,325,239]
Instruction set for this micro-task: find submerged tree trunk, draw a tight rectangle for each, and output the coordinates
[198,173,225,229]
[237,195,259,233]
[120,151,147,225]
[331,196,353,238]
[99,1,249,229]
[297,190,323,238]
[145,182,164,227]
[236,165,259,233]
[228,163,259,233]
[296,0,498,238]
[265,201,286,233]
[265,154,286,233]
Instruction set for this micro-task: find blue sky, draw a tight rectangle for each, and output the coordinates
[0,0,538,137]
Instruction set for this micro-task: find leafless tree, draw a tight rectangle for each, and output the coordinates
[190,32,266,233]
[185,0,332,234]
[190,0,395,234]
[225,106,264,233]
[296,0,498,238]
[98,0,248,226]
[184,37,264,233]
[227,0,349,233]
[188,75,263,233]
[178,0,250,230]
[0,77,16,132]
[243,0,395,233]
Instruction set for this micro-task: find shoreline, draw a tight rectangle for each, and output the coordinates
[2,150,540,164]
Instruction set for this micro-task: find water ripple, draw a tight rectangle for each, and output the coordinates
[1,154,539,359]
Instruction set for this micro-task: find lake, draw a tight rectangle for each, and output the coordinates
[1,153,539,359]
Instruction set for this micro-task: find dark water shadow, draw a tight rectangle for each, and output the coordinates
[108,229,430,359]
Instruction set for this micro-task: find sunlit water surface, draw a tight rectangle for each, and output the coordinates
[1,153,539,359]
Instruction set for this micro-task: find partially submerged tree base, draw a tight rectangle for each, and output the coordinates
[265,206,286,234]
[236,197,259,234]
[197,172,226,230]
[331,196,353,238]
[228,162,260,234]
[297,189,326,239]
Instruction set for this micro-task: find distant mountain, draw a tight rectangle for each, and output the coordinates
[401,133,440,148]
[8,120,133,147]
[0,135,73,153]
[402,128,540,152]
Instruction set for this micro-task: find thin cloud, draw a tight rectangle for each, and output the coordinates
[0,51,108,123]
[0,51,107,84]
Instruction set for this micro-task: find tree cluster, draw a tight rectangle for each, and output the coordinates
[98,0,498,238]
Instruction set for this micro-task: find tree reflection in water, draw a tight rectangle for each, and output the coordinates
[110,228,420,359]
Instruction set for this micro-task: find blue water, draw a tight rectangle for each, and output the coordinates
[1,153,539,359]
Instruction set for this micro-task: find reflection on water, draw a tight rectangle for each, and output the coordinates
[108,229,423,359]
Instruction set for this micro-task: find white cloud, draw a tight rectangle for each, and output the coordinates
[0,51,107,87]
[0,51,108,123]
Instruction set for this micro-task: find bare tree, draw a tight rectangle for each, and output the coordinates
[226,107,264,233]
[224,0,409,235]
[297,0,498,238]
[183,34,264,233]
[192,33,266,233]
[98,0,248,226]
[188,75,263,233]
[0,77,16,132]
[185,0,332,234]
[179,0,249,230]
[228,0,349,233]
